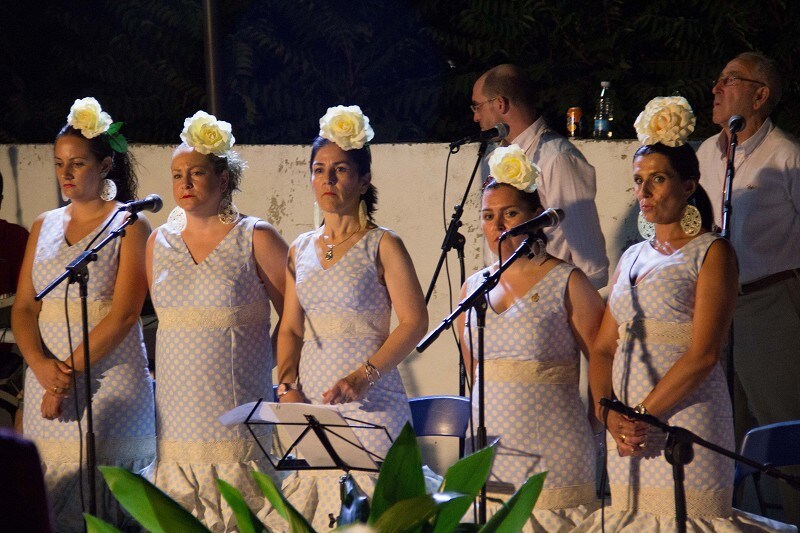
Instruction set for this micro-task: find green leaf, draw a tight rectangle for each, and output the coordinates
[107,132,128,153]
[216,479,269,533]
[251,471,314,533]
[478,472,547,533]
[84,514,125,533]
[369,422,426,524]
[374,493,468,533]
[433,446,495,532]
[107,121,124,134]
[98,466,210,533]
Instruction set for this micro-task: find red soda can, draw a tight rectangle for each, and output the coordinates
[567,107,582,138]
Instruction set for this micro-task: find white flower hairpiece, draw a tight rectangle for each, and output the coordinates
[180,110,235,156]
[67,97,127,153]
[318,105,375,150]
[487,144,540,193]
[634,96,696,147]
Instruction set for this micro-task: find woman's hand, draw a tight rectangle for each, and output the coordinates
[41,391,65,420]
[278,389,308,404]
[29,359,73,398]
[322,368,370,405]
[607,410,649,456]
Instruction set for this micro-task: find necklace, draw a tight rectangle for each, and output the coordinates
[322,228,360,261]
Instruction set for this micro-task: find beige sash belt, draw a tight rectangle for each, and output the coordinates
[618,319,692,348]
[482,359,579,385]
[157,300,269,330]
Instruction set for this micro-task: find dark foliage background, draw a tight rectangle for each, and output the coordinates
[1,0,798,144]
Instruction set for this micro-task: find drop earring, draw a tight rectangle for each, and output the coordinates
[99,178,117,201]
[637,211,655,240]
[680,204,701,236]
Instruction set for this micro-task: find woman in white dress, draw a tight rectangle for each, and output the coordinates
[273,105,428,530]
[144,111,288,531]
[455,145,604,532]
[578,97,796,531]
[12,97,155,531]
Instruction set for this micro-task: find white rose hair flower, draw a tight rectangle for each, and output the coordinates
[634,96,696,147]
[318,105,375,150]
[67,97,113,139]
[180,110,235,156]
[487,144,540,193]
[67,97,127,152]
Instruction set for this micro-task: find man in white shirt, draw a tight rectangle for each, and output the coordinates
[472,64,609,289]
[698,52,800,526]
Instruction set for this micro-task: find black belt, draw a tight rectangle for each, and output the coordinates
[740,269,799,295]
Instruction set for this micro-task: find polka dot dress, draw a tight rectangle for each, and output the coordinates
[464,261,599,532]
[26,206,156,531]
[146,216,277,532]
[575,233,796,531]
[274,228,411,531]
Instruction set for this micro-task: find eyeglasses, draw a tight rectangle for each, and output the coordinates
[712,75,765,88]
[470,97,498,113]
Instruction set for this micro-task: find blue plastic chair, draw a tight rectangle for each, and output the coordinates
[408,395,471,438]
[733,420,800,514]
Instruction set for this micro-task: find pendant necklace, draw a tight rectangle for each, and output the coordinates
[322,228,360,261]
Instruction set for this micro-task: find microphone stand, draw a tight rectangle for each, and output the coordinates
[600,398,800,533]
[424,141,489,457]
[418,234,536,524]
[35,210,140,516]
[721,127,739,406]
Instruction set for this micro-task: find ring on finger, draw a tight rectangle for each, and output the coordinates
[52,385,60,394]
[620,434,627,442]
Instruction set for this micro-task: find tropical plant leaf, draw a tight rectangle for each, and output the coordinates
[84,514,125,533]
[478,472,546,533]
[98,466,210,533]
[433,445,495,532]
[252,471,314,533]
[217,479,269,533]
[374,492,468,533]
[369,422,426,524]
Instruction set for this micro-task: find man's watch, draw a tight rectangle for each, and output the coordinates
[634,402,649,415]
[276,382,301,398]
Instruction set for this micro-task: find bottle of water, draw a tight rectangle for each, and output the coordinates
[593,81,614,139]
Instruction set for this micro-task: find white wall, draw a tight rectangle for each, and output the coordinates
[0,140,643,467]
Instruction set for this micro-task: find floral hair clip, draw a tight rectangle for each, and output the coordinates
[318,105,375,150]
[180,110,235,156]
[634,96,696,147]
[67,97,128,153]
[487,144,540,193]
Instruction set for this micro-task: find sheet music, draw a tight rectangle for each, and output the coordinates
[220,401,380,470]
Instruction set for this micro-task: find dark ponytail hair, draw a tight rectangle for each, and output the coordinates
[634,142,712,231]
[56,125,139,202]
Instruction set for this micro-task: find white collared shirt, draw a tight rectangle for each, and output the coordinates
[698,118,800,283]
[509,117,609,288]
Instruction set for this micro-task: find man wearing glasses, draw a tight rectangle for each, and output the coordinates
[698,52,800,527]
[471,64,609,289]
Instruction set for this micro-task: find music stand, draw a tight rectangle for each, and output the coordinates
[220,399,390,472]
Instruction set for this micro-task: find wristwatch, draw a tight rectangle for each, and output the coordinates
[634,402,649,415]
[276,382,301,398]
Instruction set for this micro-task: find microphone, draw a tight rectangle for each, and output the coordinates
[450,123,509,148]
[119,194,163,214]
[728,115,745,134]
[501,208,564,238]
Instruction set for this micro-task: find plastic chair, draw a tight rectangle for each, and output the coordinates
[408,395,471,438]
[733,420,800,514]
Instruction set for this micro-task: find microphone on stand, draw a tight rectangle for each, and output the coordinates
[119,194,163,214]
[728,115,745,134]
[449,123,510,149]
[501,208,564,238]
